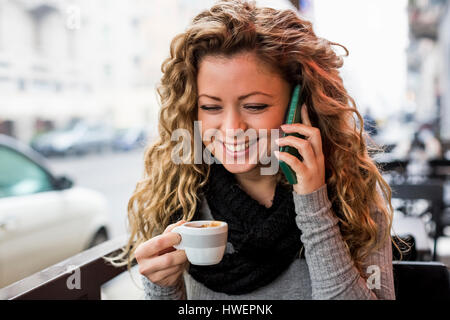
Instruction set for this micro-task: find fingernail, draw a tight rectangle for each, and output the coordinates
[274,138,280,145]
[274,150,280,158]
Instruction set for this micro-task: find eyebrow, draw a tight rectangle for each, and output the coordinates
[197,91,273,101]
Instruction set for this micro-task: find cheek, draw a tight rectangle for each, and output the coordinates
[197,112,221,146]
[198,114,215,136]
[259,109,286,147]
[197,108,219,125]
[256,109,286,130]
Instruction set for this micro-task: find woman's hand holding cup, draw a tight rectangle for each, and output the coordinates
[135,220,188,288]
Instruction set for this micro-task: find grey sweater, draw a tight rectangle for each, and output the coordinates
[141,184,396,300]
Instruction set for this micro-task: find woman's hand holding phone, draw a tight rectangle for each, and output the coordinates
[275,104,325,195]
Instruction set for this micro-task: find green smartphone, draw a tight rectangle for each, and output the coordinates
[279,83,306,184]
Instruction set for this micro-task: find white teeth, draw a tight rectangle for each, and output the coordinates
[224,142,250,152]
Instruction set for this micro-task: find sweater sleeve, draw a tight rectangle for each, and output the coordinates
[293,184,395,300]
[141,273,187,300]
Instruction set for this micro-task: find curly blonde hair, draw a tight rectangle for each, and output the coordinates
[107,0,396,277]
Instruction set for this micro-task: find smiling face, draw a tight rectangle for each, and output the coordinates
[196,51,291,174]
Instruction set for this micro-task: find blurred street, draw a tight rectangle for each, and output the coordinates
[45,148,146,239]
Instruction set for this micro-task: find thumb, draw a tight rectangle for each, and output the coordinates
[163,219,186,234]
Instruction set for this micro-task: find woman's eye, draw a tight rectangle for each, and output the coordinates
[200,105,222,111]
[199,104,269,111]
[245,104,268,111]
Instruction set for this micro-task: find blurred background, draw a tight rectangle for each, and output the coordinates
[0,0,449,290]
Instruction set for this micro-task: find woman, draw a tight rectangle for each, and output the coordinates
[108,0,396,299]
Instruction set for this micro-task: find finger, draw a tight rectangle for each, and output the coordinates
[139,249,188,275]
[301,104,311,126]
[276,135,316,166]
[280,122,316,139]
[157,246,176,256]
[280,123,323,157]
[274,149,307,177]
[163,219,186,234]
[136,231,182,259]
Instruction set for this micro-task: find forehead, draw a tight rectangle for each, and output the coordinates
[197,52,284,92]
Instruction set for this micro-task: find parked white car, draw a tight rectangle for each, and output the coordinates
[0,134,111,288]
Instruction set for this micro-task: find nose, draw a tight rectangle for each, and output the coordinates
[221,108,247,142]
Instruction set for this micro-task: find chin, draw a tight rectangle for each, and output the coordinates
[220,161,259,174]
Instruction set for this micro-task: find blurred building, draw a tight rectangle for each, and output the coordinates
[439,2,450,142]
[0,0,296,143]
[0,0,200,142]
[311,0,409,120]
[407,0,449,143]
[0,0,161,142]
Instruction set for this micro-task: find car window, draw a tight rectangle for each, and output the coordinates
[0,146,54,198]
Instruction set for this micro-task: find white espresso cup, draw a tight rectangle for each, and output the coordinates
[171,220,228,266]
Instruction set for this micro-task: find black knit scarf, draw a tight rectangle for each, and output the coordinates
[187,162,304,295]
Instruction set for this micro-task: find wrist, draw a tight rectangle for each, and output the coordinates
[293,180,326,196]
[292,184,330,213]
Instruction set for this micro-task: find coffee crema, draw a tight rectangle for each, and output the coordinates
[187,221,221,228]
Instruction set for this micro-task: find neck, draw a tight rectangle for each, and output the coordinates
[233,166,278,208]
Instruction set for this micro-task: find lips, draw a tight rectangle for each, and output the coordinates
[223,141,249,152]
[218,138,259,149]
[219,138,259,153]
